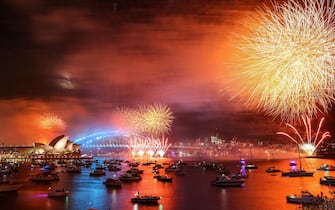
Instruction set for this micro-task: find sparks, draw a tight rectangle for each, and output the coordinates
[230,0,335,122]
[276,116,331,156]
[39,113,66,130]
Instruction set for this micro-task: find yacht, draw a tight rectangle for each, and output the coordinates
[119,173,142,182]
[103,178,122,188]
[131,192,160,204]
[319,176,335,186]
[156,175,173,182]
[317,164,335,171]
[281,169,314,177]
[0,181,22,193]
[286,190,321,204]
[30,172,59,182]
[89,170,106,176]
[211,175,244,187]
[126,167,144,175]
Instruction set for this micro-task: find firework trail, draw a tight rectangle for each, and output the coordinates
[230,0,335,122]
[276,116,331,155]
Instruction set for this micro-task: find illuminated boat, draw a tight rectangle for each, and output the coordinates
[48,188,69,198]
[286,190,320,204]
[281,169,314,177]
[211,175,244,187]
[245,163,258,169]
[317,164,335,171]
[131,192,160,204]
[0,181,22,193]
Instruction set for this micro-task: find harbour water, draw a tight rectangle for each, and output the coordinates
[1,157,335,210]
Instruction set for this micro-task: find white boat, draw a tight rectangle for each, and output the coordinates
[286,190,321,204]
[48,188,69,198]
[131,192,160,204]
[211,175,244,187]
[0,181,22,193]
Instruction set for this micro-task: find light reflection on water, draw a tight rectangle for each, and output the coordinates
[0,157,335,210]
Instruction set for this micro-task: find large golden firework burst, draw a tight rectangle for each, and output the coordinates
[230,0,335,122]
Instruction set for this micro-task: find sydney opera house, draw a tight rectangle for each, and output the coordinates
[33,135,80,154]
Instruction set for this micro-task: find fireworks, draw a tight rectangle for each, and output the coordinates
[230,0,335,122]
[141,104,174,136]
[39,113,66,130]
[114,104,174,136]
[276,116,331,155]
[127,136,172,158]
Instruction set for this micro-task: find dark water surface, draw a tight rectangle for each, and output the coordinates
[1,157,335,210]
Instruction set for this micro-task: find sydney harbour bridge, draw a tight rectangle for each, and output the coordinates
[73,131,135,148]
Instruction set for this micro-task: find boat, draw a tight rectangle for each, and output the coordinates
[30,172,60,182]
[131,192,160,204]
[165,164,179,172]
[286,190,321,204]
[245,163,258,169]
[119,173,142,182]
[66,166,81,173]
[47,188,69,198]
[89,170,106,176]
[281,169,314,177]
[282,147,314,177]
[211,174,244,187]
[319,176,335,186]
[230,172,248,179]
[265,166,281,173]
[126,167,144,175]
[156,175,173,182]
[108,165,121,172]
[317,164,335,171]
[103,178,122,188]
[0,181,22,193]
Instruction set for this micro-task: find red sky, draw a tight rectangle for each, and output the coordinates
[2,0,332,145]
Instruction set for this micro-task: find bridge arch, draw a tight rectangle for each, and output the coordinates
[73,130,140,148]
